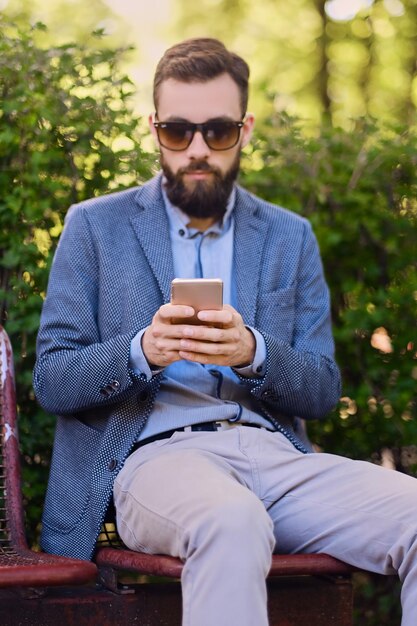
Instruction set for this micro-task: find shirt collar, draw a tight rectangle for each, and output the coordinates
[161,177,236,239]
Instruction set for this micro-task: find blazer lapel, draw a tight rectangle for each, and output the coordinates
[130,176,175,303]
[233,187,269,327]
[129,177,269,320]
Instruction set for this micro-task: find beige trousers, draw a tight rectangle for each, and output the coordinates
[114,426,417,626]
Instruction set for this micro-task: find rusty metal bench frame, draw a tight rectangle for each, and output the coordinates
[1,324,355,624]
[0,326,97,588]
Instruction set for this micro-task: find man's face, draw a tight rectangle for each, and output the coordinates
[150,73,254,221]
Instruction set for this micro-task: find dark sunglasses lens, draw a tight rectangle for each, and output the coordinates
[157,123,192,150]
[204,123,240,150]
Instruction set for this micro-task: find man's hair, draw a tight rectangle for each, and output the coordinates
[153,38,250,115]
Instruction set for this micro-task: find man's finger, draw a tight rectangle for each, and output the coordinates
[197,309,234,325]
[159,303,195,321]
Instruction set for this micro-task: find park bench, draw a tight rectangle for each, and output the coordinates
[0,324,355,625]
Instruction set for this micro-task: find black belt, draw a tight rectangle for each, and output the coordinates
[131,421,262,452]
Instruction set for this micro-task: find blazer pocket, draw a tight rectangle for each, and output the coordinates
[42,417,103,534]
[257,287,296,340]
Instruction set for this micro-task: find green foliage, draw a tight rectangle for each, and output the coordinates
[353,572,402,625]
[1,0,120,47]
[170,0,417,126]
[4,0,417,127]
[241,114,417,463]
[0,22,154,545]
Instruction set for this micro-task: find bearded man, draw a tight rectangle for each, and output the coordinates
[34,38,417,626]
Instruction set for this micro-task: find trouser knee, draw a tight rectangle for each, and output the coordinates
[184,492,275,562]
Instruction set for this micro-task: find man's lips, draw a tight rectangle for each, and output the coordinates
[184,170,213,179]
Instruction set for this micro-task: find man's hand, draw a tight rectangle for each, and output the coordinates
[141,303,195,368]
[141,304,256,369]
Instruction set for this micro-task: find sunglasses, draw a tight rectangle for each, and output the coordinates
[153,118,245,151]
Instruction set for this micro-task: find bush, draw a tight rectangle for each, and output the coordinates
[241,115,417,463]
[0,22,153,544]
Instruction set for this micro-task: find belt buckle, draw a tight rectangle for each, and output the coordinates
[214,420,236,431]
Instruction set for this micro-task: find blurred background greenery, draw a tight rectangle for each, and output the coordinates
[3,0,417,125]
[1,2,416,624]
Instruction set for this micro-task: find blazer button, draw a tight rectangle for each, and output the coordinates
[138,390,149,403]
[108,459,118,471]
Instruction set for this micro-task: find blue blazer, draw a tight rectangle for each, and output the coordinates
[33,174,341,560]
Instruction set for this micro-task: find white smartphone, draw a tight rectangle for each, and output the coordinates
[171,278,223,325]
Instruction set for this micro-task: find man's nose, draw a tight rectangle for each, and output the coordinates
[186,129,211,159]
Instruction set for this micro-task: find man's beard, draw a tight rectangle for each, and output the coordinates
[161,152,241,222]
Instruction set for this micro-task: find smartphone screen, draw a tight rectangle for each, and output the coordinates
[171,278,223,325]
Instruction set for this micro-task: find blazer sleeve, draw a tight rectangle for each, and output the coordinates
[33,204,153,415]
[238,221,341,420]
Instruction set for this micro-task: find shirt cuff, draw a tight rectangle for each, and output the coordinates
[233,327,267,378]
[130,329,163,380]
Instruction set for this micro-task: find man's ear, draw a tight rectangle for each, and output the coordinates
[149,113,159,143]
[240,113,255,149]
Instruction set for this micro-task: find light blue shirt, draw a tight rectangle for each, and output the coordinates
[165,187,236,300]
[130,184,271,439]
